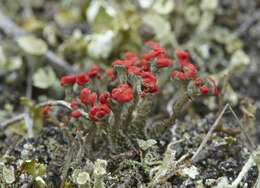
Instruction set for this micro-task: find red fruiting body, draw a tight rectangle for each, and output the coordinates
[42,105,50,116]
[80,88,90,105]
[143,84,159,94]
[141,72,156,85]
[76,73,89,86]
[60,75,76,86]
[88,64,100,78]
[124,51,137,65]
[145,40,161,49]
[171,50,197,81]
[175,50,191,70]
[106,70,115,81]
[152,48,166,58]
[144,41,167,61]
[194,78,203,87]
[70,100,78,110]
[141,72,158,93]
[142,53,154,61]
[199,86,209,95]
[171,71,186,80]
[208,76,218,96]
[140,58,150,71]
[70,110,81,118]
[156,57,172,68]
[176,50,189,61]
[171,71,177,79]
[112,60,125,67]
[112,59,134,69]
[88,104,111,121]
[127,66,142,76]
[80,88,96,106]
[183,63,197,79]
[124,51,136,59]
[144,40,157,47]
[99,92,110,104]
[88,92,97,106]
[111,84,134,103]
[142,42,173,71]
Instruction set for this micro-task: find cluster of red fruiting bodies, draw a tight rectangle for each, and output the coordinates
[58,41,217,121]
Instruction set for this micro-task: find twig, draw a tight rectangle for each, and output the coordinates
[0,10,23,36]
[0,113,26,129]
[228,105,256,151]
[176,153,190,165]
[37,100,89,117]
[45,51,76,74]
[218,150,259,188]
[0,9,75,74]
[22,0,33,18]
[235,12,260,37]
[0,100,88,130]
[231,155,255,187]
[26,58,33,99]
[36,100,72,109]
[25,56,33,137]
[110,149,138,161]
[191,104,229,163]
[24,113,33,137]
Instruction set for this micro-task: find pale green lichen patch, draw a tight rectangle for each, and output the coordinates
[2,166,15,184]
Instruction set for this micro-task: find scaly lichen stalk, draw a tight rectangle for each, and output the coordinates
[130,95,153,139]
[152,83,190,138]
[163,87,190,128]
